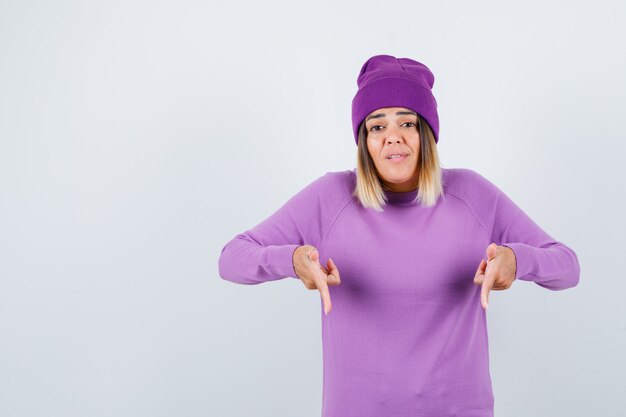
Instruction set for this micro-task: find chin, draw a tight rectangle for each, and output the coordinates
[382,175,412,184]
[383,170,412,180]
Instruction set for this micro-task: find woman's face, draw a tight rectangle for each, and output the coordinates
[365,106,420,192]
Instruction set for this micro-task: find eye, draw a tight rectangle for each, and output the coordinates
[368,122,417,132]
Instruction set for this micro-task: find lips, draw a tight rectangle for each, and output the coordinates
[385,153,409,160]
[386,154,408,162]
[385,149,410,159]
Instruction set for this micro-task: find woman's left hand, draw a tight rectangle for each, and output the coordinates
[474,243,517,310]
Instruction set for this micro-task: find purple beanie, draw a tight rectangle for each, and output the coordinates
[351,54,440,145]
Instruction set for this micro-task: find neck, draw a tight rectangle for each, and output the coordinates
[381,178,419,193]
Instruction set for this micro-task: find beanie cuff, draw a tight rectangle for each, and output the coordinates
[351,76,439,145]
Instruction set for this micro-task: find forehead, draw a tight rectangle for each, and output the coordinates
[365,107,417,121]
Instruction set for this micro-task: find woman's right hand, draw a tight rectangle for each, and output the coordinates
[293,245,341,315]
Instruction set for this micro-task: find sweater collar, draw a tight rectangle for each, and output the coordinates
[383,188,419,205]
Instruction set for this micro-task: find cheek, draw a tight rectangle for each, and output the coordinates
[366,140,378,156]
[411,137,421,152]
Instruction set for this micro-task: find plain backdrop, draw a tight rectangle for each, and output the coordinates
[1,0,625,416]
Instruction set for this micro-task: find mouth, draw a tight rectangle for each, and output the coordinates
[385,153,409,162]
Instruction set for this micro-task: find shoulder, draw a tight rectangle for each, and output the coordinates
[442,167,503,200]
[441,167,510,231]
[302,168,356,196]
[286,168,356,209]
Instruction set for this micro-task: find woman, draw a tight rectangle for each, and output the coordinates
[218,54,580,417]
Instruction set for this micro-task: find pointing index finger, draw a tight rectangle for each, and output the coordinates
[316,270,332,315]
[481,267,495,310]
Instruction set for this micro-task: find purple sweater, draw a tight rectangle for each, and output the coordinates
[218,167,580,417]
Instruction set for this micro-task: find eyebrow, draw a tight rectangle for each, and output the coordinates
[365,110,417,122]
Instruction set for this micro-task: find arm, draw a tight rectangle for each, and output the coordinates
[486,175,581,291]
[218,236,301,285]
[218,172,343,285]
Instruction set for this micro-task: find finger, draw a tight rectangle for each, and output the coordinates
[490,284,508,291]
[308,248,326,275]
[481,267,495,310]
[326,274,340,286]
[474,259,487,285]
[486,243,498,261]
[320,260,340,286]
[327,258,341,283]
[317,273,332,315]
[308,248,321,265]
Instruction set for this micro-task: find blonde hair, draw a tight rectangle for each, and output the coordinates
[353,114,444,211]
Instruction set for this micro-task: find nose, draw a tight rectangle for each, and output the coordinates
[386,126,404,143]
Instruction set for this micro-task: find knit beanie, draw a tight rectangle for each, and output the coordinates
[351,54,440,145]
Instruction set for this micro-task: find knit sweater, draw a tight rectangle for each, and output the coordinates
[218,167,580,417]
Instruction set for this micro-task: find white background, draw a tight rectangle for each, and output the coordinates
[1,0,624,416]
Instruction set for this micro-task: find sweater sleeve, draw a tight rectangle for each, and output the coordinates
[218,171,348,285]
[475,171,581,291]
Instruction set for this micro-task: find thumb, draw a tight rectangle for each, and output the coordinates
[308,248,321,265]
[485,243,498,262]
